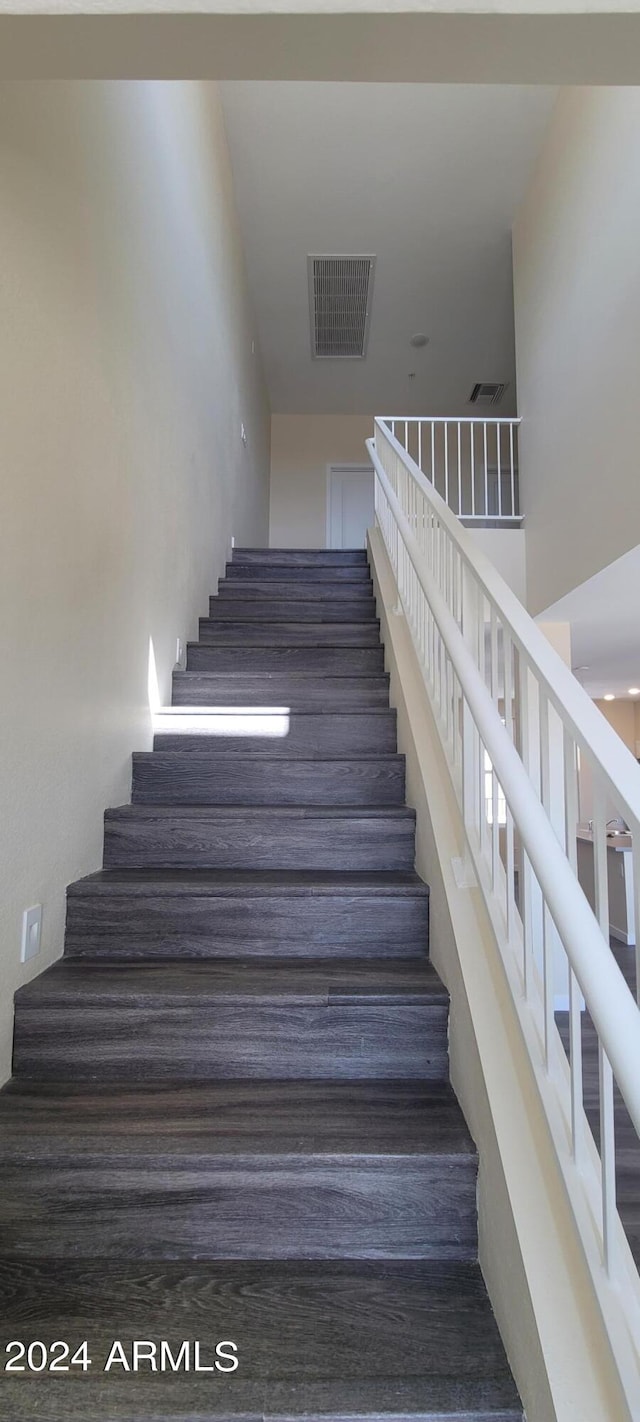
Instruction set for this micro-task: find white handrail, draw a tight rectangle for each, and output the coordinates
[379,415,521,424]
[369,414,640,1404]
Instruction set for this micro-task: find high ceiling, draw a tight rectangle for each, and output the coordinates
[220,82,556,415]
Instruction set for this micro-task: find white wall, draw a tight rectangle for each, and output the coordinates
[0,81,270,1084]
[513,87,640,615]
[270,414,373,546]
[467,529,527,603]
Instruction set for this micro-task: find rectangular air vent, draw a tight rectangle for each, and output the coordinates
[308,255,376,359]
[469,382,507,407]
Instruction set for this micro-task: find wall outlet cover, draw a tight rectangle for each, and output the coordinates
[21,904,42,963]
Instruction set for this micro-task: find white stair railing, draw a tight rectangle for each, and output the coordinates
[381,416,522,523]
[368,416,640,1405]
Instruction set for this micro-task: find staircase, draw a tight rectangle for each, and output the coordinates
[0,548,521,1421]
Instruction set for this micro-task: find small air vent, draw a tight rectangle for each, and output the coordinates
[469,382,507,407]
[308,255,376,359]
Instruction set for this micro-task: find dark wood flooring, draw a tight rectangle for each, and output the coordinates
[0,548,522,1420]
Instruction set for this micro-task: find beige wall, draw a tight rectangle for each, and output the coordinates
[270,413,373,547]
[0,80,270,1084]
[513,87,640,616]
[594,699,640,757]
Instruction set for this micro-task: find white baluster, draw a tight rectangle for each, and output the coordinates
[457,421,462,516]
[509,422,516,519]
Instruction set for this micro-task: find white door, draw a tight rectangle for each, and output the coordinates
[327,464,375,549]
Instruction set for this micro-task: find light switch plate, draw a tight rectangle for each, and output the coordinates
[21,904,42,963]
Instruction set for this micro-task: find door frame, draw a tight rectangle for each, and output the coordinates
[325,462,375,549]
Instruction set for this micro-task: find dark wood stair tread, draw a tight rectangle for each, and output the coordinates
[171,671,391,710]
[208,597,378,621]
[186,646,385,673]
[102,803,416,873]
[172,671,388,688]
[0,1259,521,1421]
[130,752,405,808]
[152,708,398,758]
[105,804,413,822]
[64,869,430,962]
[198,620,381,645]
[217,580,374,599]
[0,1080,474,1161]
[68,868,429,898]
[224,565,373,582]
[233,546,369,562]
[15,958,445,1008]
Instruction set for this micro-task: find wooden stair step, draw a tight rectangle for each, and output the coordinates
[0,1082,477,1261]
[14,957,443,1007]
[186,644,384,674]
[130,752,405,807]
[0,1259,522,1420]
[209,596,378,622]
[198,619,382,646]
[12,959,447,1082]
[217,578,374,601]
[233,547,369,565]
[225,562,372,583]
[0,1079,467,1159]
[102,805,416,871]
[64,868,429,959]
[153,708,398,756]
[172,671,390,709]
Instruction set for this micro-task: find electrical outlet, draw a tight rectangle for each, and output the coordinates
[21,905,42,964]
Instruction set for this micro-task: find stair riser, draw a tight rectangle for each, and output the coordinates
[103,816,416,871]
[131,756,405,807]
[0,1161,476,1260]
[154,711,397,757]
[209,598,377,623]
[13,1005,447,1082]
[172,673,390,710]
[217,581,374,601]
[186,646,384,674]
[64,894,429,959]
[198,621,381,647]
[233,548,368,567]
[226,564,372,583]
